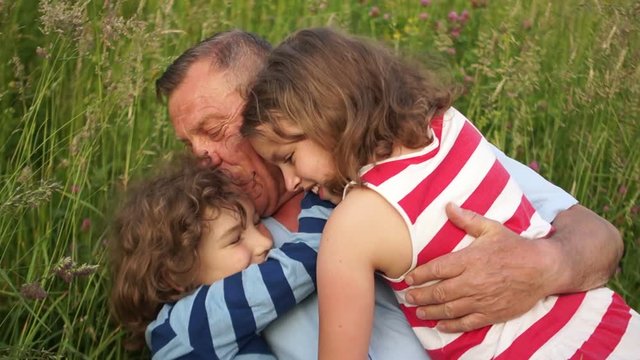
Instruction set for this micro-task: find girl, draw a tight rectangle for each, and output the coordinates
[241,27,639,359]
[108,155,331,359]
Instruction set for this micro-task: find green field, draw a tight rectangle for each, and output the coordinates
[1,0,638,358]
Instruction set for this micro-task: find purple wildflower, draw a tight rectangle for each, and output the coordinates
[81,218,91,232]
[471,0,488,8]
[459,9,470,24]
[528,161,540,172]
[448,11,459,22]
[618,185,628,196]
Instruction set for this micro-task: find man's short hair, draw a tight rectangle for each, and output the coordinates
[156,30,272,101]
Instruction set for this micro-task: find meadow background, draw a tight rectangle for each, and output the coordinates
[0,0,638,358]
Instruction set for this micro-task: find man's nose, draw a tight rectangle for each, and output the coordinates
[191,140,221,167]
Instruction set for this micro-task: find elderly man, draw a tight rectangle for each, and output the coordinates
[155,30,622,359]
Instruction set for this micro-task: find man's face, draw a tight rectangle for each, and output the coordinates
[168,60,289,216]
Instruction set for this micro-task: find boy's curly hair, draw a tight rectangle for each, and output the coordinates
[108,155,247,350]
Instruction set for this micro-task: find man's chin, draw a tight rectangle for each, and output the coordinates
[254,193,279,217]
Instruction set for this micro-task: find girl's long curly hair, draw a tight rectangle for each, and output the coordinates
[108,155,246,350]
[242,27,457,197]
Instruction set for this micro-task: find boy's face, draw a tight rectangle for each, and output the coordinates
[249,122,342,205]
[197,200,273,285]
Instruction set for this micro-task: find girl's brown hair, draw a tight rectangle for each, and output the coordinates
[108,155,247,350]
[242,27,455,196]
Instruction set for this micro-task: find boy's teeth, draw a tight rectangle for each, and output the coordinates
[311,185,319,194]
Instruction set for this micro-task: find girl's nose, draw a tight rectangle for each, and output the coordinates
[282,168,301,192]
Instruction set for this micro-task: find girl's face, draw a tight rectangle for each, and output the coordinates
[197,200,274,285]
[249,122,342,205]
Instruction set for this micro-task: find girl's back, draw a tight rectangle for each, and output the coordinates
[358,107,639,359]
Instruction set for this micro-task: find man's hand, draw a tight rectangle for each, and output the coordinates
[404,203,559,333]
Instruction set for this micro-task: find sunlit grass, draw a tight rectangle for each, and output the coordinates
[1,0,638,357]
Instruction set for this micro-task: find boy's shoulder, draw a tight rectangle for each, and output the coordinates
[298,192,334,233]
[300,191,335,210]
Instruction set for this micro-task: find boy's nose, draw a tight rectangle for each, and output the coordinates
[257,222,273,244]
[255,222,273,256]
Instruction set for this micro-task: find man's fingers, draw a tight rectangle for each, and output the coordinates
[405,253,464,288]
[405,270,470,305]
[445,203,498,239]
[435,313,491,333]
[414,297,476,321]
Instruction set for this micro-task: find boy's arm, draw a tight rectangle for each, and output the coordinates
[147,192,331,359]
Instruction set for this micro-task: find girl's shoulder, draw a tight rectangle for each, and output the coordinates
[323,186,412,275]
[327,187,403,239]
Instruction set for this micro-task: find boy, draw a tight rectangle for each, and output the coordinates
[109,155,332,359]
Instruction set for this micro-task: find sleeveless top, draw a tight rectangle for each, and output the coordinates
[358,107,639,359]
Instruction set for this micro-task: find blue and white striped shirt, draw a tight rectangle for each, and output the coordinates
[146,192,334,359]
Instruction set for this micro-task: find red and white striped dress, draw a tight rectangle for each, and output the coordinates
[359,108,639,359]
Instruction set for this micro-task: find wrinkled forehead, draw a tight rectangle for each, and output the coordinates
[167,62,243,123]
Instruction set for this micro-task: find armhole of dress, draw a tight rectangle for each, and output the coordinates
[342,180,358,200]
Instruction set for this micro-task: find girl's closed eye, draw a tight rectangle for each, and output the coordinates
[284,152,294,164]
[228,235,242,246]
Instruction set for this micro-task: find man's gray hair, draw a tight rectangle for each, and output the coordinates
[155,30,272,101]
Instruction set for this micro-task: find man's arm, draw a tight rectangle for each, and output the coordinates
[403,153,623,333]
[541,204,622,295]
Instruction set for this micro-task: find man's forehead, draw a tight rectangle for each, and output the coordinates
[168,87,242,132]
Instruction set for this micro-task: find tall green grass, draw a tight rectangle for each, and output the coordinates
[1,0,638,358]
